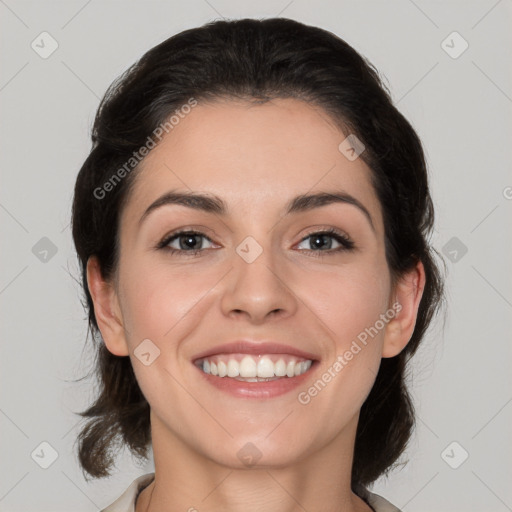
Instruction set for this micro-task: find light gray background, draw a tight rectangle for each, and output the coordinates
[1,1,511,511]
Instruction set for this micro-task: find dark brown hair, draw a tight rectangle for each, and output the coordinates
[71,17,446,491]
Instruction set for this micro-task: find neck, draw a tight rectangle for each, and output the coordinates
[136,412,372,512]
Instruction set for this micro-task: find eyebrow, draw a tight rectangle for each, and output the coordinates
[139,189,375,232]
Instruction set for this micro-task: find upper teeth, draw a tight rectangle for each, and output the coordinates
[200,355,312,378]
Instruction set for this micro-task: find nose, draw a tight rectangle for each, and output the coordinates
[220,241,298,324]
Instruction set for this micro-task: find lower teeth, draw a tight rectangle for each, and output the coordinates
[232,376,283,382]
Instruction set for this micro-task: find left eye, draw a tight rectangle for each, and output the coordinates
[296,231,353,252]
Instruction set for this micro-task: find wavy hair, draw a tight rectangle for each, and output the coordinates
[71,17,446,491]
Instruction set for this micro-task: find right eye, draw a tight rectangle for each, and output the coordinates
[157,230,217,256]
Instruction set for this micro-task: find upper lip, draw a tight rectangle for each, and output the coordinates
[192,341,320,362]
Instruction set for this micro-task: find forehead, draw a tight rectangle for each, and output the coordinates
[122,98,383,230]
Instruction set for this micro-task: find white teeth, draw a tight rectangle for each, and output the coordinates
[257,357,275,378]
[275,359,286,377]
[218,360,227,377]
[227,359,239,377]
[240,356,257,377]
[199,355,313,379]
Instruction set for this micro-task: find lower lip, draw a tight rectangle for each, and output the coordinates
[194,361,318,399]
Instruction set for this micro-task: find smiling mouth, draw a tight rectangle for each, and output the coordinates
[195,353,314,382]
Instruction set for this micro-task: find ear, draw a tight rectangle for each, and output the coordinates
[86,256,130,357]
[382,259,426,358]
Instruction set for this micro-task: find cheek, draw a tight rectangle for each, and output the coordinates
[296,265,390,426]
[301,259,391,349]
[119,259,221,342]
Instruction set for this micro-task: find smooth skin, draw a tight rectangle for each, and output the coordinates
[87,98,425,512]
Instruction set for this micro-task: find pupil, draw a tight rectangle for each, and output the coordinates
[313,234,331,250]
[181,234,199,250]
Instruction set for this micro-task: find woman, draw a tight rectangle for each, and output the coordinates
[71,17,445,512]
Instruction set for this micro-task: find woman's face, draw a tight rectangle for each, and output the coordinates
[99,98,407,468]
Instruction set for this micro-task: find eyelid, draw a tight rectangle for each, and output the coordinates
[297,226,352,242]
[156,225,217,243]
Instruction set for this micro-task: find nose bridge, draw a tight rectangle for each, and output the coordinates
[220,233,297,322]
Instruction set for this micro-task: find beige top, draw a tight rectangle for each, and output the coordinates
[100,473,402,512]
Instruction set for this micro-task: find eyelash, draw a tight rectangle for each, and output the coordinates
[156,228,355,258]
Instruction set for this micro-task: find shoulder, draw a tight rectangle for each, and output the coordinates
[363,488,402,512]
[99,474,401,512]
[100,473,155,512]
